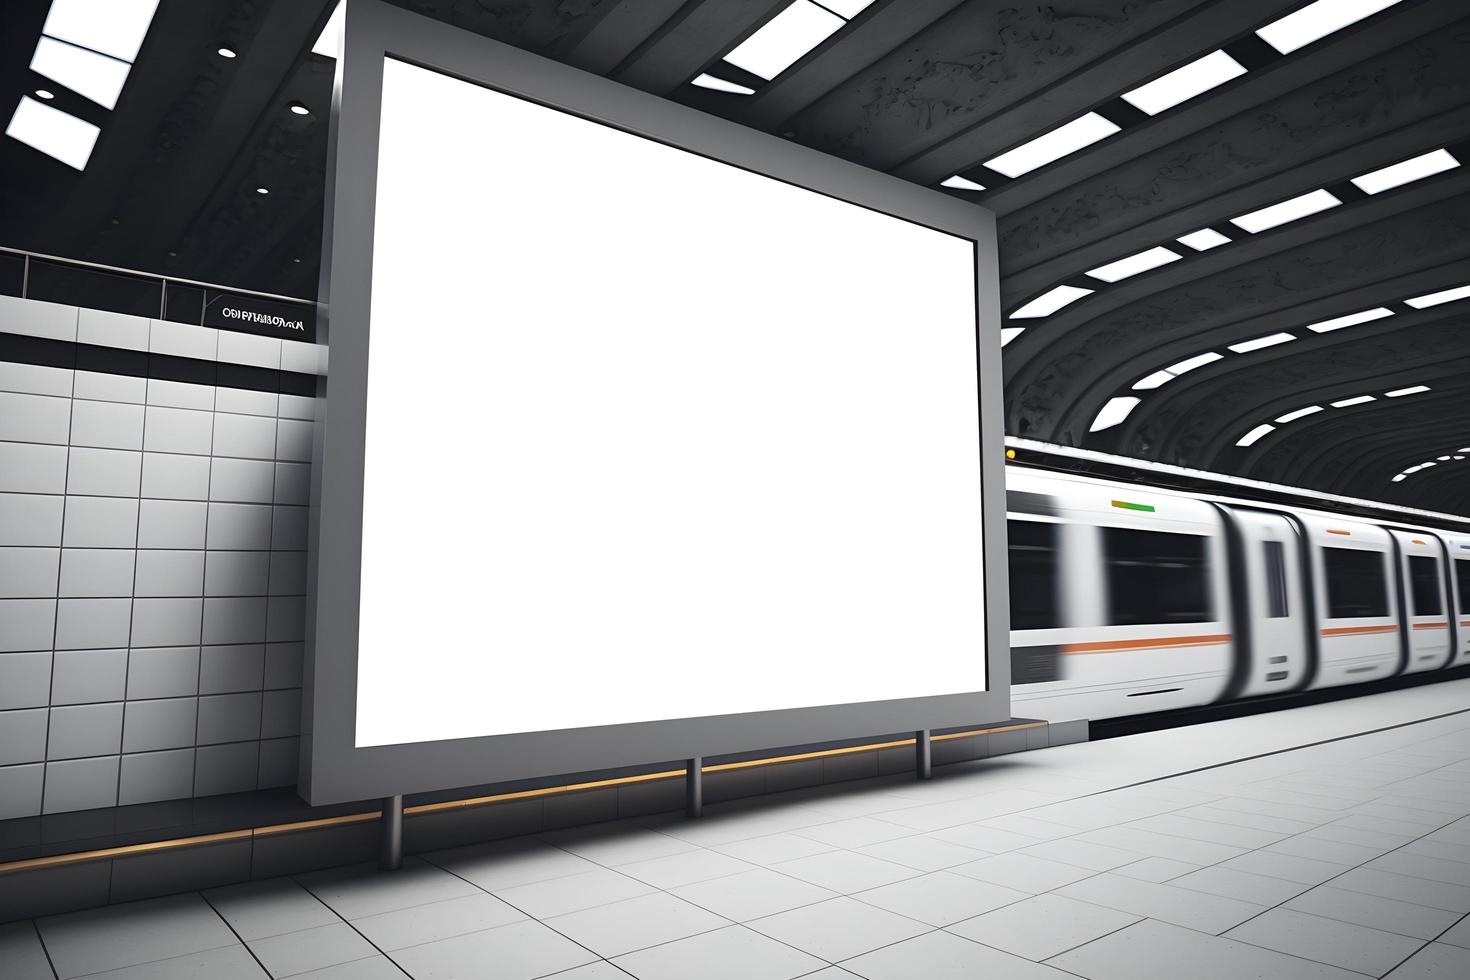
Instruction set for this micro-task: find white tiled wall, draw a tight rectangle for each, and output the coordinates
[0,296,323,818]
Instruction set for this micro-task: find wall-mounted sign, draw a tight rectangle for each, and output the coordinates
[204,292,316,342]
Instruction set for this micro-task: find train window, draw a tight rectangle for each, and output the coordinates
[1008,520,1060,631]
[1409,556,1443,617]
[1263,540,1289,618]
[1322,547,1389,619]
[1457,560,1470,614]
[1102,528,1212,626]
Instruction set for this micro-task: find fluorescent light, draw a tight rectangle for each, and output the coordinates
[1086,246,1181,283]
[1010,284,1093,319]
[35,89,56,100]
[1306,307,1393,333]
[1230,189,1340,233]
[1167,352,1223,375]
[1422,461,1438,468]
[1385,385,1429,397]
[30,37,131,110]
[5,95,100,170]
[1000,327,1024,347]
[1437,455,1452,461]
[1257,0,1406,55]
[1455,456,1466,460]
[255,187,269,195]
[1229,332,1296,354]
[1177,228,1230,251]
[42,0,159,63]
[821,0,877,16]
[985,113,1120,178]
[288,102,311,116]
[1406,284,1470,309]
[1392,474,1406,482]
[218,47,236,59]
[1090,396,1140,433]
[692,73,755,95]
[1132,370,1176,391]
[1331,395,1375,408]
[1236,424,1275,447]
[940,175,986,192]
[1352,149,1458,194]
[1276,405,1323,423]
[1121,50,1246,115]
[725,1,844,81]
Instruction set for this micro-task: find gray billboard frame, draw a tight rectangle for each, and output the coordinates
[303,0,1010,806]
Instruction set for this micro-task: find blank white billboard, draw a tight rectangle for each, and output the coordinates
[355,58,984,748]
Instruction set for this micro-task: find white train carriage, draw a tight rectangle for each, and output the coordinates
[1006,468,1470,721]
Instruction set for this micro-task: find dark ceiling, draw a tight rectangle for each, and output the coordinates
[2,0,1467,513]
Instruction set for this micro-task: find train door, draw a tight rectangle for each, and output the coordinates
[1227,509,1309,697]
[1390,530,1453,672]
[1302,516,1401,688]
[1447,534,1470,666]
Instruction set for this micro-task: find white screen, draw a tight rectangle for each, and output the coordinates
[356,58,985,747]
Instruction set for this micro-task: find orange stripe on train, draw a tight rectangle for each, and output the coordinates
[1412,622,1449,630]
[1061,634,1231,655]
[1320,625,1399,637]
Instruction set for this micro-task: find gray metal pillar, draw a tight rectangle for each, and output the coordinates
[915,730,932,780]
[379,794,403,870]
[686,757,703,817]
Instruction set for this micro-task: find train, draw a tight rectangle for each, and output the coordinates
[1006,467,1470,722]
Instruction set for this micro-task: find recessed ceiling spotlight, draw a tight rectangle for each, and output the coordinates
[35,89,56,100]
[292,257,301,263]
[255,186,269,195]
[218,47,237,59]
[288,102,310,115]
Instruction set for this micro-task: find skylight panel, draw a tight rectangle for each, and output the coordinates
[1306,307,1393,333]
[725,1,844,81]
[940,175,986,192]
[1257,0,1406,55]
[1385,385,1430,397]
[313,3,344,59]
[42,0,160,62]
[820,0,877,16]
[1351,149,1458,194]
[1167,352,1223,375]
[1010,284,1093,319]
[985,113,1120,178]
[1177,228,1230,251]
[692,74,755,95]
[30,37,130,110]
[6,95,99,170]
[1132,370,1176,391]
[1086,246,1181,283]
[1121,50,1246,116]
[1230,189,1340,233]
[1331,395,1375,408]
[1276,405,1323,423]
[1228,332,1296,354]
[1236,424,1275,448]
[1090,396,1140,433]
[1406,284,1470,309]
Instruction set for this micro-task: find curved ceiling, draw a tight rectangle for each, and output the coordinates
[2,0,1467,512]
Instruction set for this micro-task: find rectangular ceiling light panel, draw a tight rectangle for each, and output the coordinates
[1167,351,1223,375]
[42,0,160,62]
[1352,149,1458,194]
[1121,50,1246,116]
[724,1,845,81]
[30,37,131,110]
[1177,228,1231,251]
[1236,424,1275,447]
[1132,369,1176,390]
[1228,332,1296,353]
[1230,189,1340,233]
[313,3,345,59]
[985,113,1120,178]
[1010,284,1093,319]
[1385,385,1430,397]
[6,95,100,170]
[941,175,986,192]
[1090,396,1140,433]
[1307,307,1393,332]
[1406,284,1470,309]
[1086,246,1181,283]
[820,0,877,16]
[1257,0,1406,55]
[1000,327,1024,347]
[692,74,755,95]
[1331,395,1375,408]
[1276,405,1323,423]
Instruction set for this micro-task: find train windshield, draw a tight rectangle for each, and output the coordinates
[1102,528,1212,626]
[1322,547,1389,618]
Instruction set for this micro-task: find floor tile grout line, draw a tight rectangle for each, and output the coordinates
[196,889,277,979]
[30,917,60,980]
[285,874,416,978]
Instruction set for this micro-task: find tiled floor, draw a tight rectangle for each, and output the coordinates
[9,680,1470,979]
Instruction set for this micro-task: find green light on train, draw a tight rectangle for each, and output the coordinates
[1110,500,1156,512]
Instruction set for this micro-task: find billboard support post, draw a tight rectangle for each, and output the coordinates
[686,758,703,818]
[916,730,932,780]
[379,795,403,870]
